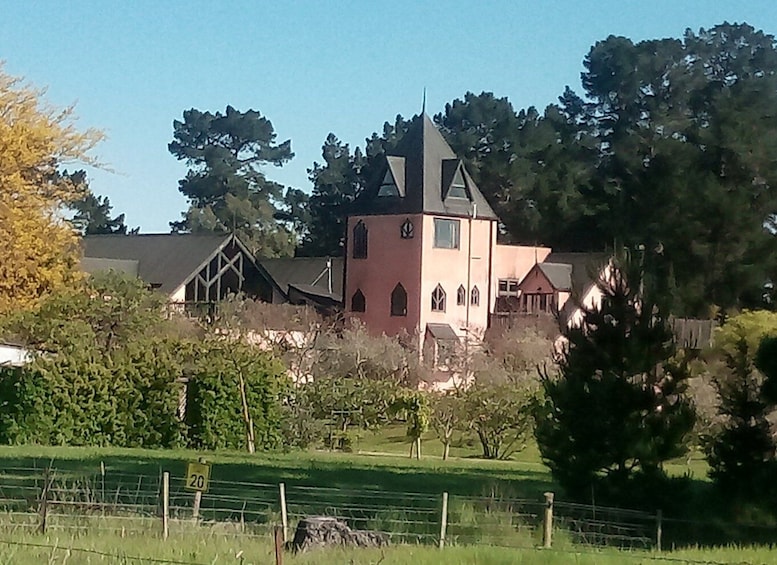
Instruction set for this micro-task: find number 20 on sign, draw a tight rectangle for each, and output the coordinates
[185,460,211,492]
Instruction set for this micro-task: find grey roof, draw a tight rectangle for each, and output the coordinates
[543,252,610,323]
[351,114,499,220]
[426,323,460,341]
[80,257,139,277]
[543,253,610,295]
[260,257,344,301]
[82,234,235,294]
[537,263,573,291]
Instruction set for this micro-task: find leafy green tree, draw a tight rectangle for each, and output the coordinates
[303,375,400,450]
[298,117,412,256]
[705,311,777,500]
[430,392,462,461]
[566,24,777,314]
[0,272,185,447]
[67,170,129,235]
[535,251,695,501]
[169,105,299,257]
[436,91,598,247]
[437,25,777,315]
[461,382,536,460]
[186,339,289,452]
[390,390,431,459]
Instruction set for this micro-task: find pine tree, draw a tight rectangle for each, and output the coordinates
[535,250,695,502]
[168,106,298,257]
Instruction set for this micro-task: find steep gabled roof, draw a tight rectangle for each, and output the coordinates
[351,114,499,220]
[260,257,344,302]
[537,263,573,291]
[544,252,610,323]
[544,252,610,295]
[82,233,239,294]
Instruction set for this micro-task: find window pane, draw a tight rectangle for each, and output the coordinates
[448,168,468,199]
[434,219,460,249]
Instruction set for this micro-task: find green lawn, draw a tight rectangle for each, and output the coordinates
[0,440,554,501]
[1,528,776,565]
[0,435,771,563]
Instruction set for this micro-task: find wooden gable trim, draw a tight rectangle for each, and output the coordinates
[179,234,289,302]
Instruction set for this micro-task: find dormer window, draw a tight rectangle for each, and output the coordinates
[377,169,400,197]
[400,219,414,239]
[442,159,471,201]
[448,167,468,199]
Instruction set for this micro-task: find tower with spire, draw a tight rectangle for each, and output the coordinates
[344,114,503,353]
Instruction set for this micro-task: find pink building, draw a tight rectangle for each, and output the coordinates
[344,114,574,365]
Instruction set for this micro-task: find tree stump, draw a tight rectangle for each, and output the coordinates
[290,516,388,552]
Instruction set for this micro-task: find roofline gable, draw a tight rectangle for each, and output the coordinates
[178,233,289,302]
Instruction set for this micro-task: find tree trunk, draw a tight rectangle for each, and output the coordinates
[442,441,450,461]
[415,437,421,460]
[237,372,255,454]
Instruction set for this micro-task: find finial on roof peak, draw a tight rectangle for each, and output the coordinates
[421,87,427,114]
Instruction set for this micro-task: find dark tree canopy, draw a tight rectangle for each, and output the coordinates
[299,134,364,257]
[169,105,303,257]
[432,24,777,316]
[296,23,777,316]
[299,116,412,257]
[68,171,129,235]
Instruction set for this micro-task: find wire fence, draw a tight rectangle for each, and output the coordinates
[0,464,775,554]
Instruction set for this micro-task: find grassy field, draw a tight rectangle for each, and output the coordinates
[0,528,775,565]
[0,433,771,564]
[0,432,558,503]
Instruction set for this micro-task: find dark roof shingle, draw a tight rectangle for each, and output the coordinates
[82,234,233,294]
[351,114,499,220]
[260,257,344,301]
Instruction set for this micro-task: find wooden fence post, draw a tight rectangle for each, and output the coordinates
[279,482,289,543]
[274,525,284,565]
[438,492,449,549]
[192,457,205,521]
[162,471,170,540]
[656,509,663,552]
[38,468,52,534]
[542,492,554,548]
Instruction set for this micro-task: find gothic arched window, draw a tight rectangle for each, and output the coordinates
[352,221,368,259]
[431,284,446,312]
[391,283,407,316]
[457,285,466,306]
[351,289,366,312]
[471,285,480,306]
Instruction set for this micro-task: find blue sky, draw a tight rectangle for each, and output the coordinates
[2,1,776,232]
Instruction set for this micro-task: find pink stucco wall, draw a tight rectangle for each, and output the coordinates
[491,244,551,311]
[419,215,494,338]
[344,212,565,341]
[345,214,424,337]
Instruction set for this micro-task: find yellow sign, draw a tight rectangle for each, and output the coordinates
[185,460,211,492]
